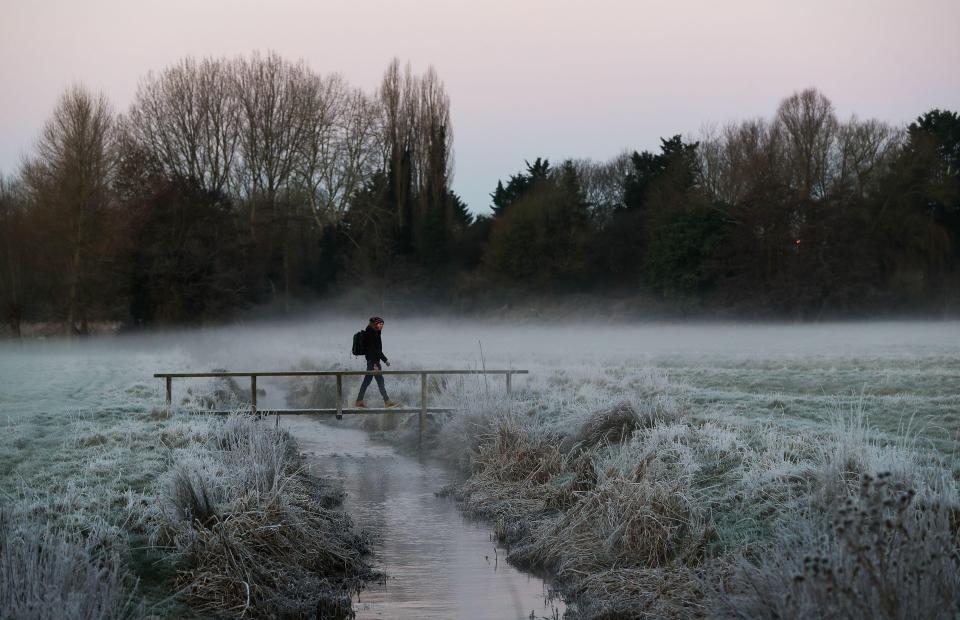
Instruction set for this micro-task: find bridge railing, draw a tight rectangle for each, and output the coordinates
[154,369,528,447]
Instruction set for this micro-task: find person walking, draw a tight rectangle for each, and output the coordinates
[356,316,399,408]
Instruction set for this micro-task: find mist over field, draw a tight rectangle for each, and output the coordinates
[5,317,959,485]
[5,317,958,441]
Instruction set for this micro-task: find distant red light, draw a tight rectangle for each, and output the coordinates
[794,239,801,246]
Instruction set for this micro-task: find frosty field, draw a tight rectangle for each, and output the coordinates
[1,319,958,617]
[3,320,958,456]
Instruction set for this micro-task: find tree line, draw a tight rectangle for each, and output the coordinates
[0,53,957,337]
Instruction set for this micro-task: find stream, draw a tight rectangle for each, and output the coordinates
[279,414,566,620]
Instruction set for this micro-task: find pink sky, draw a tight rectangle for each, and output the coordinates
[2,0,958,213]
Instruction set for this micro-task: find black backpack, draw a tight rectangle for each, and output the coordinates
[351,330,366,356]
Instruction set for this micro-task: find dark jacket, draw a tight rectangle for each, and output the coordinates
[363,325,388,363]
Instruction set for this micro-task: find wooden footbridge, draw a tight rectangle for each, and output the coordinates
[154,369,528,447]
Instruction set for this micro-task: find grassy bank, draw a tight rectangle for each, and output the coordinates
[434,382,960,618]
[289,363,960,618]
[0,386,372,619]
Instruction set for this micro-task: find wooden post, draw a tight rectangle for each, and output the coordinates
[336,374,343,420]
[420,373,427,450]
[250,375,257,416]
[165,376,172,406]
[506,372,512,397]
[275,378,280,428]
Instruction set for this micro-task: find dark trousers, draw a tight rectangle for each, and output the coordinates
[357,359,389,401]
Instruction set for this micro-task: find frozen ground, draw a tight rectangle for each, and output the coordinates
[0,319,958,617]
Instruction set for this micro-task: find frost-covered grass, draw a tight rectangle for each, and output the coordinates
[0,351,371,618]
[1,319,958,618]
[0,505,136,620]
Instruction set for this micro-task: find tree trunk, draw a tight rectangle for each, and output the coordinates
[65,246,81,340]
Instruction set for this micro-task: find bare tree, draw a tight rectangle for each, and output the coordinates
[776,88,839,200]
[231,51,334,307]
[337,89,383,210]
[697,123,727,203]
[698,118,789,207]
[297,77,381,228]
[232,52,317,224]
[22,85,118,337]
[416,66,454,196]
[416,65,454,254]
[125,52,393,307]
[128,57,239,194]
[379,58,421,251]
[376,59,456,255]
[835,117,902,198]
[570,152,632,221]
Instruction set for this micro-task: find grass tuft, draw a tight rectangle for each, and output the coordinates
[150,413,372,617]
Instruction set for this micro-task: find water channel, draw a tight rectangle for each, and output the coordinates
[279,414,565,620]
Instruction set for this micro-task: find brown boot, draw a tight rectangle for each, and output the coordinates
[383,400,399,409]
[355,400,366,408]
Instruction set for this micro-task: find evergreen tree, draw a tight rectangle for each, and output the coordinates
[622,136,699,211]
[906,110,960,244]
[341,172,397,278]
[600,136,701,286]
[484,160,591,286]
[490,158,551,217]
